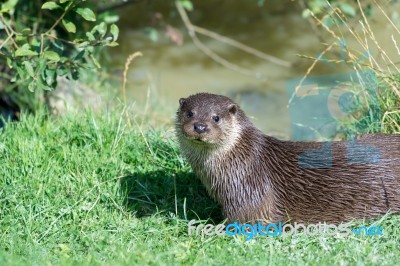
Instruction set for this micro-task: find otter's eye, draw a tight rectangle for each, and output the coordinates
[212,115,220,122]
[187,111,194,118]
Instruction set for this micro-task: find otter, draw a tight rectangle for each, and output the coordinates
[175,92,400,224]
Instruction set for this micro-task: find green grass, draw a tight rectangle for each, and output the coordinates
[335,76,400,138]
[0,110,399,266]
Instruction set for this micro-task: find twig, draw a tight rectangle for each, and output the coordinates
[0,14,16,35]
[175,1,291,78]
[175,1,261,78]
[46,1,73,34]
[40,34,45,54]
[0,14,18,48]
[191,25,292,68]
[191,32,262,78]
[0,34,14,50]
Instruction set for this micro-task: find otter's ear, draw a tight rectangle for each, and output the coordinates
[179,98,186,107]
[228,104,237,115]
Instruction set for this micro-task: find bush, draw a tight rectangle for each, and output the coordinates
[0,0,119,112]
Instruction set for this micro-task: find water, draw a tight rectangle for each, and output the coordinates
[113,1,400,138]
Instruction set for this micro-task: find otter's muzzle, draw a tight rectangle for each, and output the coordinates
[193,122,208,134]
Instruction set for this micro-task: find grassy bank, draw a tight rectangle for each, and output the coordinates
[0,110,399,266]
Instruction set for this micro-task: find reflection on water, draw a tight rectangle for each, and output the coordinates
[113,1,399,138]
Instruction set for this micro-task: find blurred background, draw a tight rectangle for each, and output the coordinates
[1,0,400,137]
[111,0,400,137]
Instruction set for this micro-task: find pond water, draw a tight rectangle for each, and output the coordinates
[113,1,400,138]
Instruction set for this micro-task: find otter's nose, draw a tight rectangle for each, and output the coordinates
[193,123,208,134]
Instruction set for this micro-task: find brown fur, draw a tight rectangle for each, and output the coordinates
[175,92,400,224]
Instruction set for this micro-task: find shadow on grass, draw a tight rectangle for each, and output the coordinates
[120,170,223,223]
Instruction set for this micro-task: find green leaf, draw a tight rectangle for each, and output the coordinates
[71,68,79,80]
[28,81,36,92]
[52,40,64,54]
[16,65,25,79]
[103,14,119,24]
[75,7,96,21]
[86,32,96,41]
[302,9,311,19]
[339,3,356,17]
[2,0,18,14]
[56,67,68,76]
[92,22,107,38]
[60,0,70,3]
[110,24,119,41]
[16,35,27,43]
[23,61,35,77]
[15,48,38,57]
[106,41,118,47]
[74,50,85,60]
[42,1,61,10]
[78,41,89,49]
[37,58,48,78]
[36,76,52,91]
[90,54,101,68]
[180,0,193,11]
[80,62,97,70]
[59,56,69,63]
[21,28,32,35]
[43,51,60,62]
[86,46,94,53]
[62,18,76,33]
[45,69,56,87]
[6,57,12,68]
[31,38,41,47]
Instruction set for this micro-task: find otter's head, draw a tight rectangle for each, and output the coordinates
[176,93,245,150]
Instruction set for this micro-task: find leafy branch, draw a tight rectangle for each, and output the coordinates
[0,0,119,110]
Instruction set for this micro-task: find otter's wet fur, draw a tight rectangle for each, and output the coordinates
[175,93,400,224]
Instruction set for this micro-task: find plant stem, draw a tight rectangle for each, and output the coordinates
[0,14,18,48]
[46,2,74,34]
